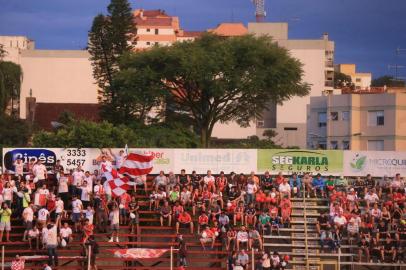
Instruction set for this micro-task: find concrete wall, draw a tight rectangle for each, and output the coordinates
[277,48,326,124]
[248,22,288,40]
[19,50,98,119]
[212,120,257,139]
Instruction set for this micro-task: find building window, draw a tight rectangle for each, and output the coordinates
[356,78,361,82]
[318,112,327,127]
[284,127,298,131]
[367,140,384,151]
[342,140,350,150]
[155,29,159,35]
[146,28,151,32]
[330,141,338,149]
[368,110,384,126]
[342,111,350,121]
[155,42,159,45]
[146,41,151,46]
[330,112,338,121]
[257,121,264,128]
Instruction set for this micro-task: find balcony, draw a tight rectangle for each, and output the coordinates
[325,81,334,88]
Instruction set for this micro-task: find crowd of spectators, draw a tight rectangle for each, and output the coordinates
[0,151,405,270]
[316,173,406,263]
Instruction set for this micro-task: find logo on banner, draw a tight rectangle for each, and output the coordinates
[258,149,343,174]
[349,153,367,171]
[3,149,57,172]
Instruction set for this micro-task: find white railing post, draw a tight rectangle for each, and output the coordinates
[1,246,4,270]
[170,246,173,270]
[87,245,92,270]
[251,248,255,270]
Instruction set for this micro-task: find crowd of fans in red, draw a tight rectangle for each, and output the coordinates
[0,152,405,270]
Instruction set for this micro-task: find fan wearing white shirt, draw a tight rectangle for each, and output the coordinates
[60,222,73,247]
[37,207,50,229]
[55,196,64,228]
[80,181,92,208]
[57,171,69,206]
[22,203,34,241]
[71,196,83,232]
[13,158,24,176]
[32,160,47,189]
[109,149,126,169]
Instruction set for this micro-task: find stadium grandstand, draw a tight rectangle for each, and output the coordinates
[0,149,405,270]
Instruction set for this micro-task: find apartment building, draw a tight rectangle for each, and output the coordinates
[307,87,406,151]
[230,22,335,148]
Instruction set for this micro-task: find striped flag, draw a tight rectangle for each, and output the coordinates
[110,248,169,259]
[118,152,154,177]
[104,170,133,197]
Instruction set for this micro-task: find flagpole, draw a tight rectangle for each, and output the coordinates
[170,246,173,270]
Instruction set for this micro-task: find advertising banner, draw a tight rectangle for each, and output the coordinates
[2,148,175,174]
[173,149,257,174]
[2,148,256,175]
[343,151,406,177]
[257,149,344,175]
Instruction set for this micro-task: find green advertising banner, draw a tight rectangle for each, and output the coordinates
[257,149,344,175]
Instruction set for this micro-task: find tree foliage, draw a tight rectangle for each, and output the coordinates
[334,71,353,89]
[0,115,30,148]
[32,117,198,148]
[114,34,309,147]
[0,44,6,60]
[87,0,135,121]
[371,75,405,87]
[0,61,23,114]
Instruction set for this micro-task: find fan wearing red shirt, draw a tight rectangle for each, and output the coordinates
[198,212,209,234]
[233,202,245,226]
[82,218,94,244]
[176,211,194,234]
[119,192,131,225]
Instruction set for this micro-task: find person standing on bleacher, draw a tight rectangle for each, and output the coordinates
[46,223,58,267]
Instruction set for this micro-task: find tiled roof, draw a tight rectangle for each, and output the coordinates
[209,23,248,36]
[134,17,173,27]
[34,103,100,130]
[142,9,168,17]
[180,31,204,37]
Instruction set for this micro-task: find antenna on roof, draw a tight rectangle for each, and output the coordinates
[252,0,266,22]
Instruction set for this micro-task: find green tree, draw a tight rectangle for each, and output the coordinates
[0,61,23,114]
[88,14,116,95]
[334,71,353,89]
[371,75,405,87]
[32,116,198,148]
[0,115,30,148]
[0,44,6,60]
[116,34,309,147]
[88,0,135,121]
[107,0,135,55]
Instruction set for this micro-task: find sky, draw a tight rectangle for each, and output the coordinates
[1,0,405,78]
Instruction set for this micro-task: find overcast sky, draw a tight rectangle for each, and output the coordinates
[1,0,405,78]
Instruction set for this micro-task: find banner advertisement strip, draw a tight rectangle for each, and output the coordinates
[343,151,406,177]
[257,149,344,175]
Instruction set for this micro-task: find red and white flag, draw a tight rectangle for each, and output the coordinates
[111,248,168,259]
[119,152,154,177]
[104,170,133,197]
